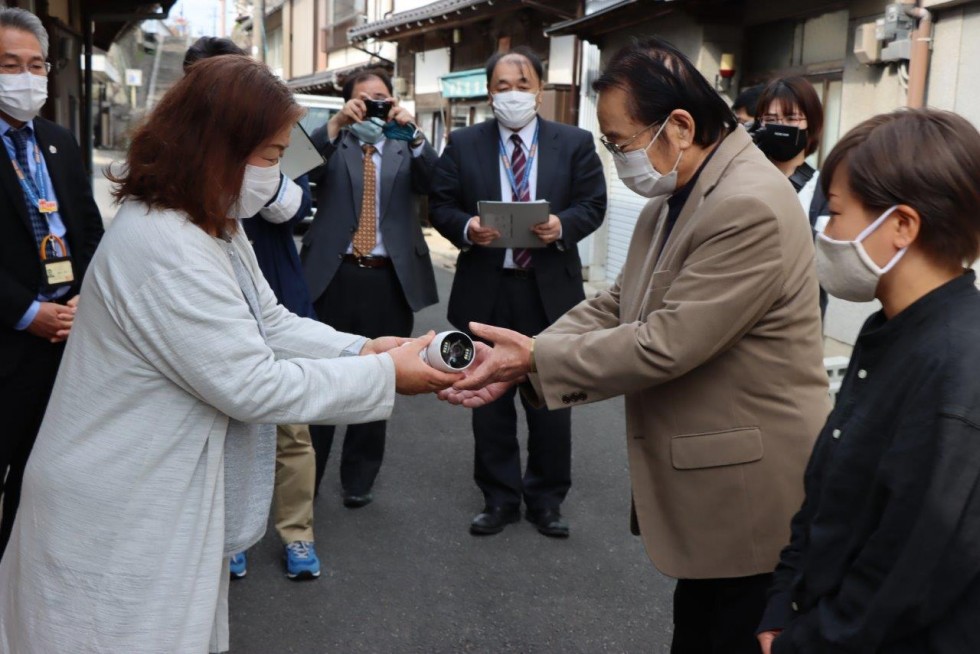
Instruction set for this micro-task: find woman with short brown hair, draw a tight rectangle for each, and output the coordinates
[758,108,980,653]
[0,54,458,653]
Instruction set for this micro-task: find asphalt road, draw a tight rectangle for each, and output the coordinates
[227,266,675,653]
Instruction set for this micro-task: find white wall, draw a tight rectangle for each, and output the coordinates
[927,2,980,281]
[415,48,450,95]
[549,35,577,85]
[926,2,980,127]
[392,0,432,11]
[291,0,316,77]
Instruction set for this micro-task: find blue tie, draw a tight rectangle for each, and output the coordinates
[7,127,51,255]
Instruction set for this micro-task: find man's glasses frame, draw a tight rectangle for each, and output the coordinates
[0,61,52,76]
[600,121,659,161]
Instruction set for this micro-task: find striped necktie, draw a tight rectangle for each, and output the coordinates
[509,133,532,269]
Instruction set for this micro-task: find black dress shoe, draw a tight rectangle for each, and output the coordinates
[526,508,569,538]
[469,506,521,535]
[343,491,373,509]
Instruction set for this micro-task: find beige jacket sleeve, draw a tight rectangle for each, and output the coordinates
[531,194,786,410]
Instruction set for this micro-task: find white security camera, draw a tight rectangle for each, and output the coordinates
[419,331,475,373]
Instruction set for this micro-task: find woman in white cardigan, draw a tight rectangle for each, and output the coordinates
[0,55,459,653]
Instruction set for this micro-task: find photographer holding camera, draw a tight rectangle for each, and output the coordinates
[302,69,440,510]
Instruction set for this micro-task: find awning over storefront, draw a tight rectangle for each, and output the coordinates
[544,0,737,43]
[86,0,179,51]
[349,0,576,44]
[544,0,674,41]
[288,61,394,95]
[350,0,507,44]
[439,68,487,99]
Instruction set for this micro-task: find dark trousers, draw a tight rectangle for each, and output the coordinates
[471,273,571,511]
[671,573,773,654]
[0,337,64,559]
[310,261,413,495]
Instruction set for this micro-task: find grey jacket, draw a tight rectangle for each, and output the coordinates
[302,129,439,312]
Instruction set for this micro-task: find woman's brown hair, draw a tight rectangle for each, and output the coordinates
[821,108,980,267]
[110,55,303,235]
[755,76,823,156]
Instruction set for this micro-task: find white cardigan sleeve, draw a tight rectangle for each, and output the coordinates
[236,232,369,359]
[117,264,394,426]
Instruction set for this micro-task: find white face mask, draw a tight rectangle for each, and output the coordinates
[613,120,682,198]
[491,90,538,130]
[0,72,48,122]
[234,162,282,219]
[815,205,906,302]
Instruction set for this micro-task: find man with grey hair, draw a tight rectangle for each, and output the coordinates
[0,6,103,557]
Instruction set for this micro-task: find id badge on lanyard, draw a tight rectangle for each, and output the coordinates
[10,145,72,289]
[39,234,75,288]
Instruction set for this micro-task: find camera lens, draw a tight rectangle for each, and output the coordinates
[439,332,474,369]
[365,99,391,120]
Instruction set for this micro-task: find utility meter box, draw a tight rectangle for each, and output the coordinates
[877,3,914,62]
[854,21,882,64]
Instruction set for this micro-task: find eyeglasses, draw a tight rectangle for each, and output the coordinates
[0,61,52,76]
[600,121,658,161]
[759,113,806,127]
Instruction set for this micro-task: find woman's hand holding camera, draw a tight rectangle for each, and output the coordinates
[360,336,412,355]
[384,331,464,395]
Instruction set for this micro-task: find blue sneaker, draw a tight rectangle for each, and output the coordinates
[229,552,247,580]
[284,541,321,580]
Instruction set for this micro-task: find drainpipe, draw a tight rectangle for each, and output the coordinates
[904,3,933,108]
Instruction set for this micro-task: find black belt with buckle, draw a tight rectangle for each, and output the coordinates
[502,267,535,279]
[343,254,392,269]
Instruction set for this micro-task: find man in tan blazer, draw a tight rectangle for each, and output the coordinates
[440,38,829,653]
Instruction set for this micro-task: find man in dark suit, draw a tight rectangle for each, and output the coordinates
[0,8,103,557]
[302,69,439,509]
[429,47,606,537]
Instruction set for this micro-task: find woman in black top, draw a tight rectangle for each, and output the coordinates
[753,77,831,317]
[758,108,980,653]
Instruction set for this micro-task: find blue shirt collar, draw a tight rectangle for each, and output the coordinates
[0,114,34,137]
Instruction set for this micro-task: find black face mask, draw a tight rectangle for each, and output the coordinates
[751,123,807,162]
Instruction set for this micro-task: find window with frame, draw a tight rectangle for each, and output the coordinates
[327,0,366,51]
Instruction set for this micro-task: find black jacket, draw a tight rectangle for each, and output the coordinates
[0,118,103,375]
[428,117,606,330]
[762,271,980,653]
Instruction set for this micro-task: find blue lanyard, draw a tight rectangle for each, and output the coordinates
[8,137,48,208]
[498,121,539,200]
